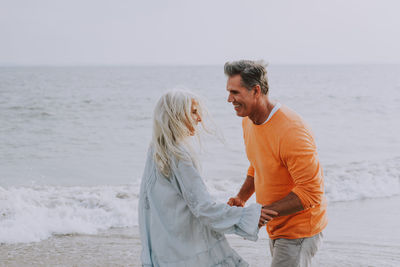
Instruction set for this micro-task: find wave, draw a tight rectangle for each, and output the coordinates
[0,184,138,244]
[324,157,400,202]
[0,157,399,244]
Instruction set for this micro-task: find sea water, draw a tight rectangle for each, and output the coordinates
[1,65,400,243]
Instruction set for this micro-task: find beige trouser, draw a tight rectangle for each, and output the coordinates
[269,232,323,267]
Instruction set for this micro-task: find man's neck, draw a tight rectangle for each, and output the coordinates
[249,97,275,125]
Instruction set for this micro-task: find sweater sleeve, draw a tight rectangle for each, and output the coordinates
[280,126,325,209]
[173,157,261,241]
[247,164,255,177]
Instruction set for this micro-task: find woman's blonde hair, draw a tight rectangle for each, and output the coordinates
[152,90,208,177]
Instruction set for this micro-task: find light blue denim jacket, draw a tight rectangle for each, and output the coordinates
[138,146,261,267]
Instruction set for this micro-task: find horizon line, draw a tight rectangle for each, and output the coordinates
[1,62,400,67]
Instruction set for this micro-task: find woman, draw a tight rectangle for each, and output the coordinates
[139,90,277,266]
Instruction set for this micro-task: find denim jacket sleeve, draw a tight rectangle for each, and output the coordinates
[173,157,261,241]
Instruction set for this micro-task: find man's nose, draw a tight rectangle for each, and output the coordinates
[227,94,234,103]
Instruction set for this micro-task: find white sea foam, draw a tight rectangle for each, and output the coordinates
[324,157,400,202]
[0,184,138,244]
[1,156,399,244]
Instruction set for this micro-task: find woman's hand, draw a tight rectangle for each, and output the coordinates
[258,207,278,228]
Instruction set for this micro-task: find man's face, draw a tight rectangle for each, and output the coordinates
[226,75,255,117]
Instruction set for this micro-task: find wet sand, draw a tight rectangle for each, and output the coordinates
[1,196,399,266]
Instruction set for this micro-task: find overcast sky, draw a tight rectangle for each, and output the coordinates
[1,0,399,65]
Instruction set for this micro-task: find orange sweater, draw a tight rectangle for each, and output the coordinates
[243,105,327,239]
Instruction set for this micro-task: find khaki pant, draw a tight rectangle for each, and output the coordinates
[269,232,323,267]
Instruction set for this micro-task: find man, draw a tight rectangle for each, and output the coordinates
[225,60,327,267]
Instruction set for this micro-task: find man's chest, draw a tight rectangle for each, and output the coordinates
[244,129,283,172]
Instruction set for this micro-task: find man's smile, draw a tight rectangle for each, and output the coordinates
[233,103,241,110]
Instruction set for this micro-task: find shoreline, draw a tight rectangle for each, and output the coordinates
[1,196,400,266]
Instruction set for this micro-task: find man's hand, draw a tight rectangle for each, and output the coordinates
[228,175,255,207]
[227,196,246,207]
[258,207,278,228]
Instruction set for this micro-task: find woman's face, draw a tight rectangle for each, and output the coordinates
[186,99,202,136]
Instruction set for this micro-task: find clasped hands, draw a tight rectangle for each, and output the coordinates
[227,196,278,228]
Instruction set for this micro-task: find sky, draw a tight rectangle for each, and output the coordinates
[1,0,400,65]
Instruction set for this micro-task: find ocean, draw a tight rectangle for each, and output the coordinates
[1,65,400,245]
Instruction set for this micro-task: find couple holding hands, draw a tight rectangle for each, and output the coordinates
[139,60,327,267]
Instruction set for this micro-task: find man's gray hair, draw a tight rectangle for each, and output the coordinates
[224,60,269,95]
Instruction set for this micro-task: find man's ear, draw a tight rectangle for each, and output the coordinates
[253,85,261,98]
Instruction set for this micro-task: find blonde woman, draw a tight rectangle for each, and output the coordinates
[139,90,277,267]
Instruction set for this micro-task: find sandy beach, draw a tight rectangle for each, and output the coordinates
[1,196,399,267]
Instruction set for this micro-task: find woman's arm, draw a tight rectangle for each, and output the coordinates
[173,158,276,241]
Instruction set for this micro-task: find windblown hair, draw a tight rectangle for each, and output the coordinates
[224,60,269,95]
[152,90,206,178]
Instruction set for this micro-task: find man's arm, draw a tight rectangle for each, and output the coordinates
[227,175,255,207]
[228,175,303,217]
[228,175,278,227]
[271,126,324,216]
[262,192,303,217]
